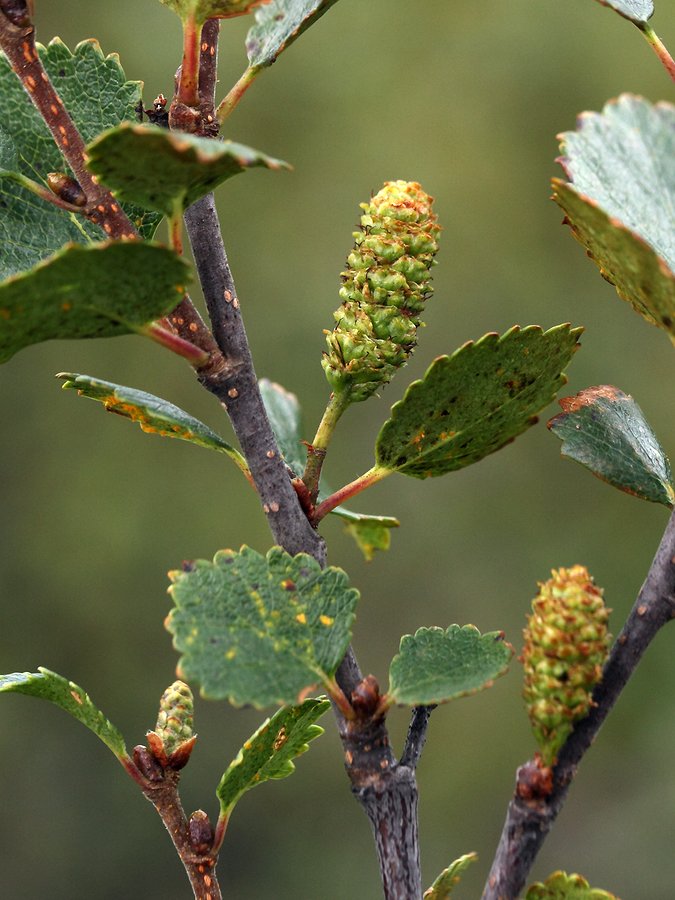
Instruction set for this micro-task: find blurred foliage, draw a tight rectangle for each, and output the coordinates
[1,1,674,898]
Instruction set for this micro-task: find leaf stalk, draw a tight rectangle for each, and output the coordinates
[216,65,261,123]
[639,24,675,82]
[312,466,388,524]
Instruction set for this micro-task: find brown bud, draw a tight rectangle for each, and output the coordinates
[350,675,381,717]
[47,173,86,208]
[132,745,164,783]
[188,810,214,855]
[0,0,32,27]
[167,734,197,771]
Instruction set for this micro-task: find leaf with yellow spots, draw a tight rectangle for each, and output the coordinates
[424,852,478,899]
[246,0,341,69]
[216,698,329,820]
[0,241,190,364]
[374,325,582,479]
[388,625,513,707]
[57,372,249,477]
[0,38,160,280]
[166,545,358,707]
[0,668,127,760]
[259,378,399,559]
[86,124,290,218]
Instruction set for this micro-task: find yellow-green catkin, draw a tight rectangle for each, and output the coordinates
[522,566,610,766]
[153,680,194,756]
[322,181,441,402]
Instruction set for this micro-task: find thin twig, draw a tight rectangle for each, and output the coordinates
[482,506,675,900]
[400,706,437,771]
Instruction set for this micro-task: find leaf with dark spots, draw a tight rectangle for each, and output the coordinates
[548,385,674,506]
[374,325,582,479]
[246,0,341,69]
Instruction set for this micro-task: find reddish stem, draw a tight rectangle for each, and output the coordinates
[640,24,675,83]
[312,467,387,524]
[178,13,202,108]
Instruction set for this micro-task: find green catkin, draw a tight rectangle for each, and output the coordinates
[322,180,441,402]
[522,566,610,766]
[153,680,194,756]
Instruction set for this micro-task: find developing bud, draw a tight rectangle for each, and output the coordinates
[146,680,196,769]
[322,181,440,402]
[47,173,87,208]
[522,566,610,766]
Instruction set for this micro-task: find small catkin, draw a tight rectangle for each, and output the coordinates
[154,680,194,756]
[322,180,441,402]
[522,565,610,766]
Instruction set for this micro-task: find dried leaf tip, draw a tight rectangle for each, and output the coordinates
[322,181,441,403]
[522,565,610,766]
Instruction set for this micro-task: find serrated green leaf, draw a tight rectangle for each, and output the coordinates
[0,668,127,759]
[388,625,513,707]
[87,124,290,217]
[375,325,581,479]
[548,385,674,506]
[423,853,479,899]
[216,698,329,818]
[246,0,340,68]
[259,378,399,559]
[0,241,189,364]
[553,95,675,339]
[525,870,619,899]
[166,545,359,707]
[160,0,267,22]
[57,372,249,474]
[0,38,160,279]
[593,0,653,23]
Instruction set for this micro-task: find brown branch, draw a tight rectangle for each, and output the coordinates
[0,7,136,239]
[482,506,675,900]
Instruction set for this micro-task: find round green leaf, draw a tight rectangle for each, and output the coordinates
[0,241,190,364]
[388,624,514,707]
[86,124,290,217]
[594,0,653,23]
[375,325,582,479]
[246,0,341,68]
[548,385,674,506]
[58,373,249,474]
[216,698,330,818]
[166,545,359,708]
[0,668,127,760]
[553,95,675,338]
[0,38,159,279]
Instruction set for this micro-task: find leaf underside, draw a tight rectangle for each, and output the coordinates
[593,0,653,23]
[166,545,359,708]
[388,624,514,707]
[0,241,190,364]
[246,0,341,68]
[423,853,479,899]
[160,0,268,22]
[57,373,247,471]
[259,378,399,559]
[375,325,582,478]
[548,385,674,506]
[554,95,675,338]
[216,697,330,818]
[525,870,618,899]
[86,124,290,217]
[0,668,127,759]
[0,38,159,280]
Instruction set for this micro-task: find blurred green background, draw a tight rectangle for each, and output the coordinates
[1,1,674,897]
